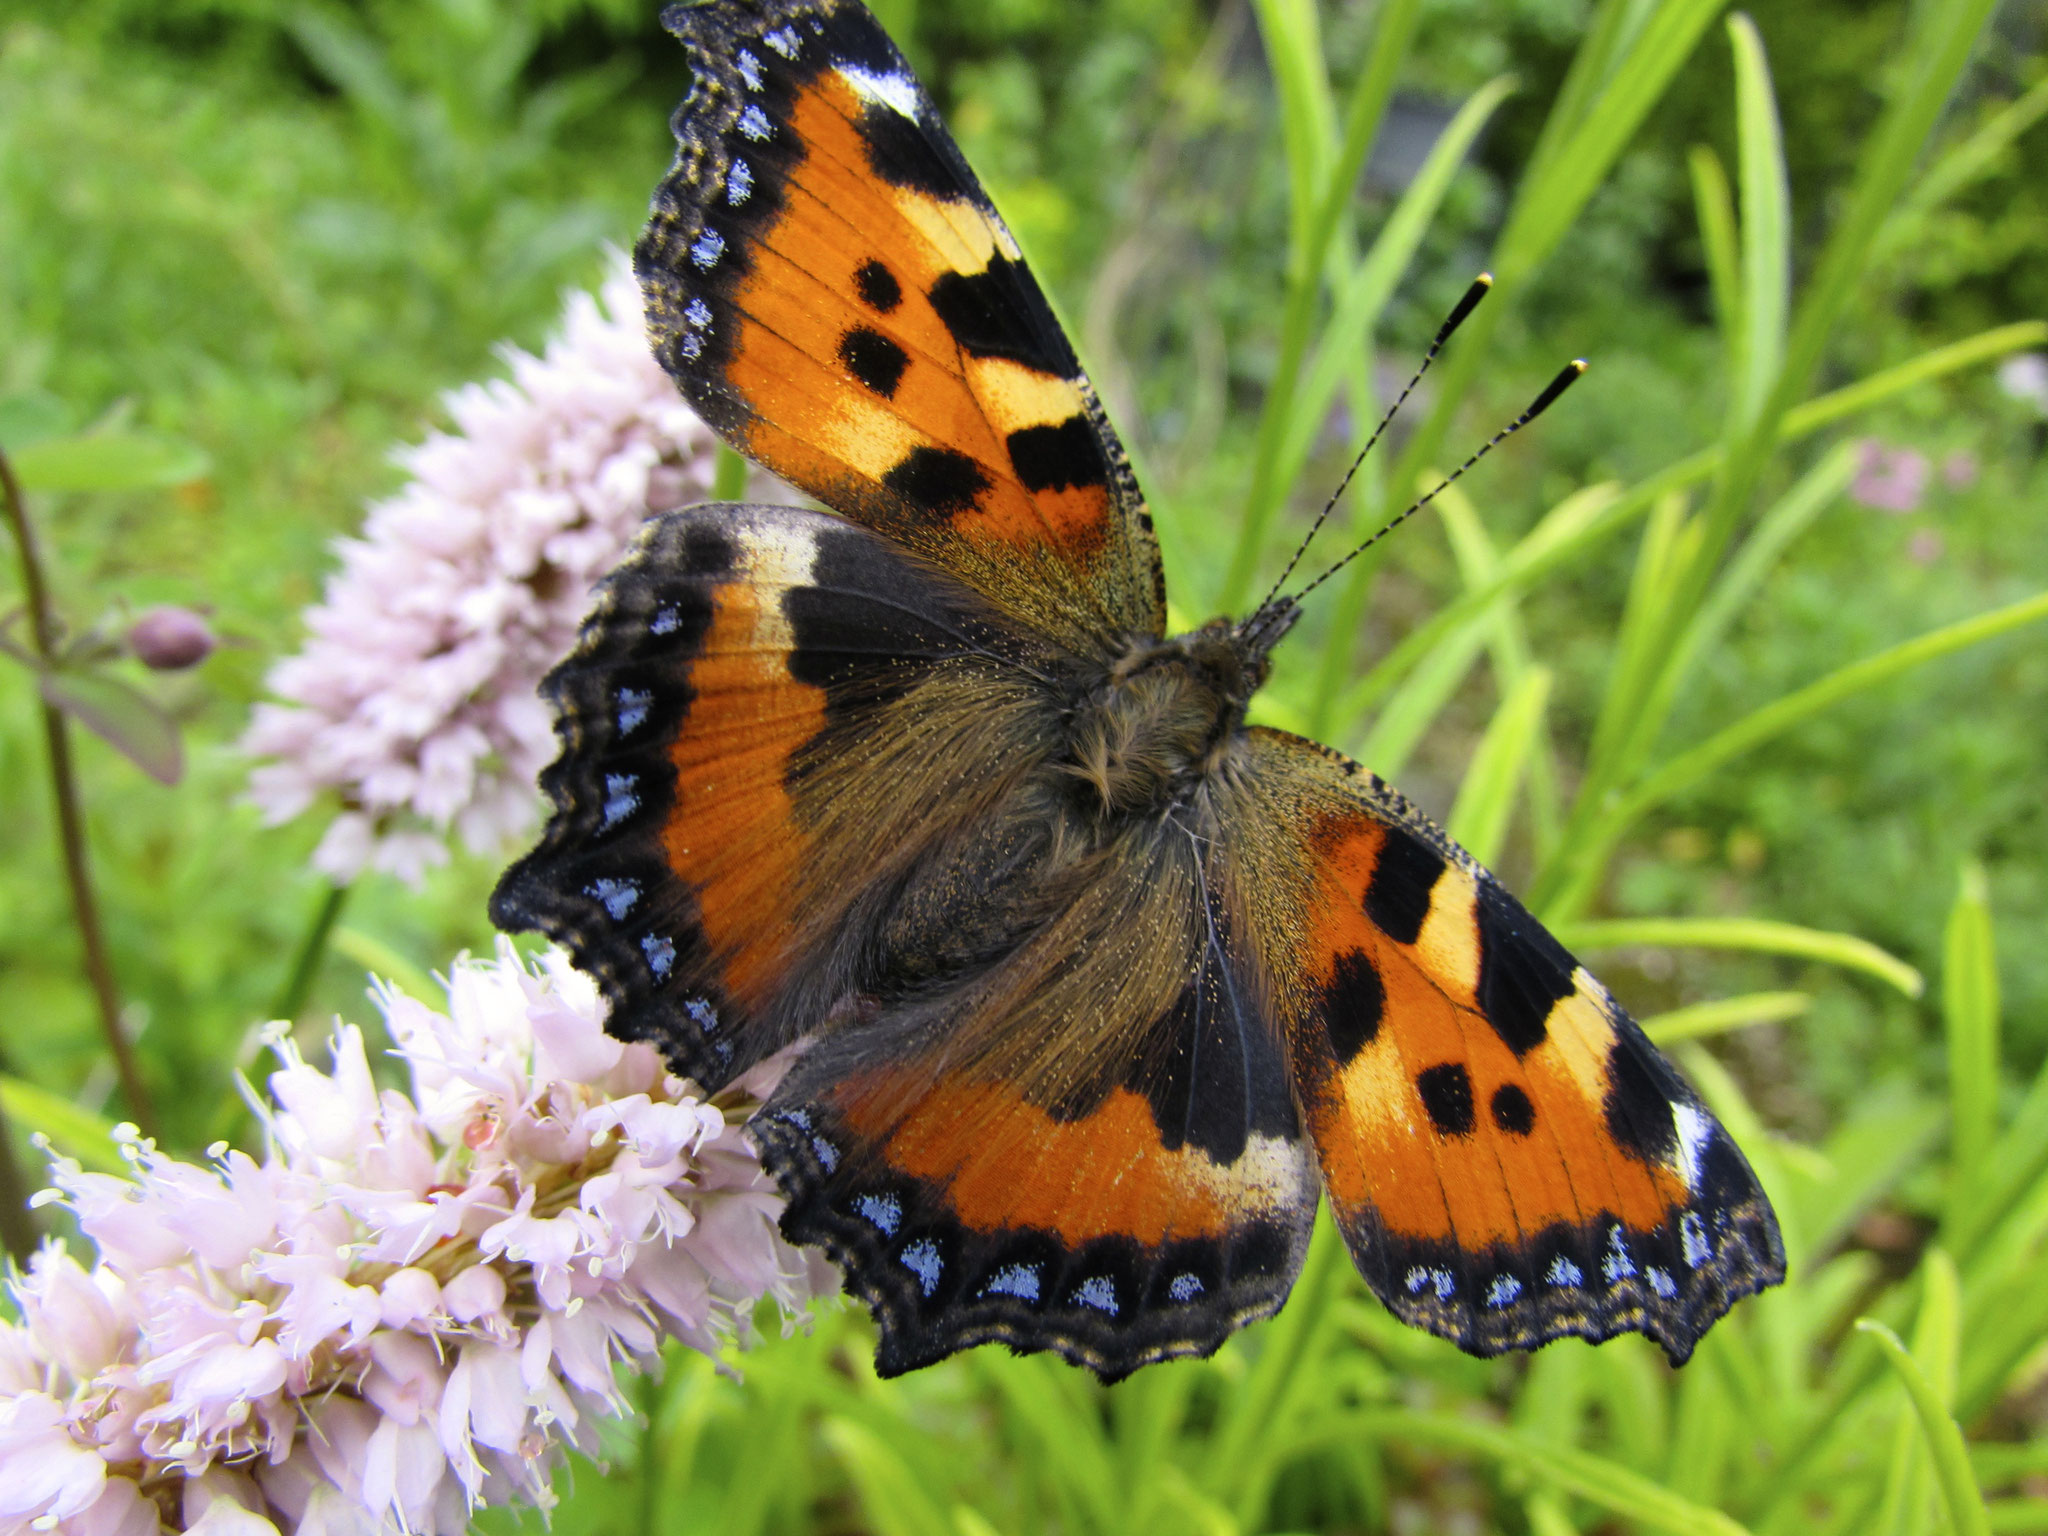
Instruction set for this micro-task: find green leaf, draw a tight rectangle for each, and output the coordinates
[1689,145,1742,365]
[1912,1248,1963,1410]
[1944,862,2001,1186]
[1446,666,1552,867]
[1855,1318,1992,1536]
[37,664,185,784]
[1557,917,1923,997]
[0,1075,125,1175]
[1642,990,1812,1045]
[1726,14,1790,433]
[0,392,77,451]
[8,430,210,493]
[712,444,749,502]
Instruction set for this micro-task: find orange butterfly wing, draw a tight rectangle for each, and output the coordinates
[490,502,1058,1090]
[1228,730,1785,1363]
[754,847,1317,1379]
[638,0,1162,651]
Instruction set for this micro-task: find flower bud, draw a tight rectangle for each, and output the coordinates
[127,606,214,670]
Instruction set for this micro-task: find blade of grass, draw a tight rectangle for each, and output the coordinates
[1855,1319,1992,1536]
[1726,14,1789,434]
[1349,1408,1754,1536]
[1614,442,1858,784]
[1220,0,1423,610]
[330,926,440,1007]
[1384,0,1730,494]
[1555,917,1923,997]
[1642,990,1812,1045]
[0,1075,124,1175]
[1446,666,1552,867]
[824,1417,957,1536]
[1689,144,1742,372]
[1877,74,2048,258]
[1339,321,2047,737]
[1656,0,2003,669]
[1944,1046,2048,1264]
[1209,1212,1344,1525]
[1539,589,2048,920]
[1943,862,2001,1187]
[1279,75,1516,502]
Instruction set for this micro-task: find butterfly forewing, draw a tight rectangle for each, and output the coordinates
[490,503,1055,1090]
[639,0,1164,651]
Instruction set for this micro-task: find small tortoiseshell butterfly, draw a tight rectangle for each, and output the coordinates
[491,0,1786,1380]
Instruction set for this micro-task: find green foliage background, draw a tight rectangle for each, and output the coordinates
[4,0,2048,1530]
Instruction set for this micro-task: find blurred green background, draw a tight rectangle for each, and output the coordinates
[4,0,2048,1530]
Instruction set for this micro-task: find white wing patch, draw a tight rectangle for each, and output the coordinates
[837,63,924,122]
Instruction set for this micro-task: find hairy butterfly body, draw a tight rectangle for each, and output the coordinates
[491,0,1785,1380]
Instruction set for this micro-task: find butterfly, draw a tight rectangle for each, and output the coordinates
[490,0,1786,1381]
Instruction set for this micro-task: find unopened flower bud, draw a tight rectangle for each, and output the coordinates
[128,606,214,670]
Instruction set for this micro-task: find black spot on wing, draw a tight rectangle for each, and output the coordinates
[928,261,1074,376]
[1491,1083,1536,1135]
[1363,830,1444,946]
[857,99,960,198]
[856,258,903,313]
[1604,1035,1681,1166]
[1129,926,1299,1163]
[1415,1063,1476,1137]
[838,326,909,397]
[1323,950,1384,1065]
[1007,416,1109,494]
[882,446,991,517]
[1473,884,1576,1056]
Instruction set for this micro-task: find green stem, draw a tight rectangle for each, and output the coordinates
[0,1093,38,1262]
[0,445,159,1138]
[271,880,352,1022]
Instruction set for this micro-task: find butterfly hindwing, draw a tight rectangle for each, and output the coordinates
[489,502,1054,1091]
[639,0,1163,650]
[1227,729,1786,1364]
[752,827,1316,1380]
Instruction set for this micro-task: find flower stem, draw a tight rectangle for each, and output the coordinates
[0,1093,40,1262]
[270,880,351,1022]
[0,445,159,1138]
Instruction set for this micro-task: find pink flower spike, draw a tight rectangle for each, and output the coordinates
[240,253,728,886]
[0,944,823,1534]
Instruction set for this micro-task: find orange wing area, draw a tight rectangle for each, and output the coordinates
[1230,729,1785,1363]
[490,503,1040,1094]
[753,1051,1316,1381]
[638,0,1163,650]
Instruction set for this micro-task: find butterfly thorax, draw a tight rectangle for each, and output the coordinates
[1059,614,1290,819]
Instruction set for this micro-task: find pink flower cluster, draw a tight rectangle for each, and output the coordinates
[242,255,721,884]
[0,943,825,1536]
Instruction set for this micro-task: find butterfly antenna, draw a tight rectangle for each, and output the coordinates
[1247,273,1495,628]
[1284,357,1589,608]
